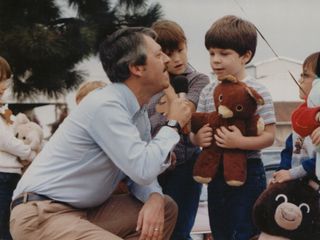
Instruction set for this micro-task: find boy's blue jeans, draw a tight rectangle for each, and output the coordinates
[207,159,266,240]
[159,150,202,240]
[0,172,20,240]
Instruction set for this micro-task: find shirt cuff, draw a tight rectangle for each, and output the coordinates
[156,126,180,169]
[289,165,307,179]
[129,179,163,203]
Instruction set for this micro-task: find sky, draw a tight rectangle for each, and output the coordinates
[74,0,320,81]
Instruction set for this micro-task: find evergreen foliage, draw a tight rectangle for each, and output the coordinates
[0,0,163,99]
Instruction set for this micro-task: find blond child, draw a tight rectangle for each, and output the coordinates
[192,16,276,240]
[75,80,107,104]
[0,56,33,240]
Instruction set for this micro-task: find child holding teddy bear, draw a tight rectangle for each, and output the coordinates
[0,56,34,240]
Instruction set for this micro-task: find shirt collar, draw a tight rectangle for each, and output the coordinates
[113,83,142,118]
[241,75,253,83]
[169,63,194,79]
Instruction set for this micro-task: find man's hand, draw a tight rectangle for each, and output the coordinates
[167,152,176,170]
[136,193,165,240]
[215,125,244,149]
[166,98,191,128]
[190,124,213,147]
[271,170,292,183]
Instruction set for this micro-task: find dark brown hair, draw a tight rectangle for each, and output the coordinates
[205,15,257,64]
[151,20,186,54]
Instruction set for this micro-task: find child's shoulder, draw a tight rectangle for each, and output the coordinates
[185,65,209,81]
[200,80,216,94]
[245,76,269,91]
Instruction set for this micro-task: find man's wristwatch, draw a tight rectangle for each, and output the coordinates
[165,120,182,134]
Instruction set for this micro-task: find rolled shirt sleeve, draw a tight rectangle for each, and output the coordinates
[90,101,179,186]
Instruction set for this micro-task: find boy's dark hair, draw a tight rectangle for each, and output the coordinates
[99,27,157,83]
[205,15,257,64]
[151,20,186,54]
[303,52,320,77]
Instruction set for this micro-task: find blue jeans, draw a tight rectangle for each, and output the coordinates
[207,159,266,240]
[0,172,21,240]
[158,150,202,240]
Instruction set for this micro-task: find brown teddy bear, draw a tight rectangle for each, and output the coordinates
[191,76,264,186]
[252,179,320,240]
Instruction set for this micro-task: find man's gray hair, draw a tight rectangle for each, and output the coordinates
[99,27,157,83]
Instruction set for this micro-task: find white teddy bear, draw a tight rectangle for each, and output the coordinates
[13,113,44,167]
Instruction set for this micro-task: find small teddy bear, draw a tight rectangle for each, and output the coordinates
[252,179,320,240]
[191,76,264,186]
[13,113,44,167]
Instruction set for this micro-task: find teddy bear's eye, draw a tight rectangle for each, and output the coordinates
[275,194,288,203]
[299,203,310,213]
[22,136,26,140]
[235,105,243,112]
[15,133,19,138]
[218,94,223,102]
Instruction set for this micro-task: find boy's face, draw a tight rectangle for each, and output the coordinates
[298,66,316,99]
[165,42,188,76]
[208,48,251,81]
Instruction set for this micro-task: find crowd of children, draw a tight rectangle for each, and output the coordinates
[1,14,319,240]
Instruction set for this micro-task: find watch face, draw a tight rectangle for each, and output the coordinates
[167,120,178,127]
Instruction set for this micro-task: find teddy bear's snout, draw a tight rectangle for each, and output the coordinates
[218,105,233,118]
[274,202,302,230]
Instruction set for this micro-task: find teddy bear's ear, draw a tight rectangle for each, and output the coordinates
[15,113,30,124]
[246,86,265,105]
[218,75,238,83]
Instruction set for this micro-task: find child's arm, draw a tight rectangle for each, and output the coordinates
[291,102,320,137]
[0,126,32,159]
[272,158,315,183]
[214,123,275,150]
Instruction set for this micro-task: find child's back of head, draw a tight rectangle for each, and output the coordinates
[75,81,107,104]
[0,56,12,82]
[205,15,257,64]
[303,51,320,77]
[151,20,186,54]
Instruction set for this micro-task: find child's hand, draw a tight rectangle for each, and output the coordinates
[311,126,320,145]
[190,124,212,147]
[315,112,320,122]
[215,125,243,149]
[271,170,292,183]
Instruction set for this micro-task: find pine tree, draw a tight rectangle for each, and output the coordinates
[0,0,163,99]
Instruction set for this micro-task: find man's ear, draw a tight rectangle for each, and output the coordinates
[241,50,252,64]
[129,64,145,77]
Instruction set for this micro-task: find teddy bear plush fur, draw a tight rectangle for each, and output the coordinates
[13,113,44,167]
[252,179,320,240]
[191,76,264,186]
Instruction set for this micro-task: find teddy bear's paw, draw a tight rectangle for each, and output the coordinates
[193,176,212,184]
[226,180,244,186]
